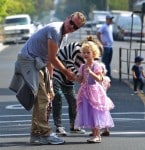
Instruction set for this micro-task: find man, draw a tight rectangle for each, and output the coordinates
[96,14,114,78]
[9,12,86,145]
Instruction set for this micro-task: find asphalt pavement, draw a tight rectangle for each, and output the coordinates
[0,42,145,150]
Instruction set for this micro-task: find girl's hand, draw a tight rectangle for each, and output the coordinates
[86,66,92,74]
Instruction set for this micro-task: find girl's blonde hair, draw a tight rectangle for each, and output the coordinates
[81,35,103,56]
[81,40,101,59]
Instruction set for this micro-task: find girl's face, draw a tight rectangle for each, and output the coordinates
[81,47,94,61]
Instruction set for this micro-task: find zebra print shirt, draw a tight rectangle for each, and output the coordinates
[53,42,85,86]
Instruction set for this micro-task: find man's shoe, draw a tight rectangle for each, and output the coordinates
[39,134,65,145]
[56,127,67,136]
[140,90,144,94]
[30,135,40,145]
[70,128,86,134]
[134,91,138,94]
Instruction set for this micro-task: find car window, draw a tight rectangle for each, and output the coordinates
[117,15,141,30]
[5,18,28,25]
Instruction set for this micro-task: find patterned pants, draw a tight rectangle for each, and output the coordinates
[52,79,77,129]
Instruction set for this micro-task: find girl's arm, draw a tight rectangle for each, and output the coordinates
[86,67,103,82]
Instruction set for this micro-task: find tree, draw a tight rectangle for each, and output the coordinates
[0,0,7,22]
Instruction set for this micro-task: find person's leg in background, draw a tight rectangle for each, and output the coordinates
[102,47,113,78]
[62,85,86,134]
[133,78,138,93]
[139,78,144,93]
[52,79,67,136]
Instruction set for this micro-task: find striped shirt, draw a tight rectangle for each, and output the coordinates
[53,42,85,86]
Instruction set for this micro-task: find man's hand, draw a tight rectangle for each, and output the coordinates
[65,69,76,81]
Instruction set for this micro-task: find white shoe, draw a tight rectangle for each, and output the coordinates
[134,91,138,94]
[70,128,86,134]
[140,90,144,94]
[87,136,101,143]
[56,127,67,136]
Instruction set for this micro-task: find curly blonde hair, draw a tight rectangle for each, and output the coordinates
[81,35,103,56]
[81,40,101,59]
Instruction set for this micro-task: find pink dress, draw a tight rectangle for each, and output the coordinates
[75,61,114,129]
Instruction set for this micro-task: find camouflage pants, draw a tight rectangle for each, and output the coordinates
[52,79,77,129]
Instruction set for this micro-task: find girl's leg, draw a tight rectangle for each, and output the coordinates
[101,127,110,136]
[87,128,101,143]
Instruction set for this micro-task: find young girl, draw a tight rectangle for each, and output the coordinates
[75,41,114,143]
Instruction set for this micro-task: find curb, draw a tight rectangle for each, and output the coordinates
[123,79,145,105]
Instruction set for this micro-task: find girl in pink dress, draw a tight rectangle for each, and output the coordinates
[75,41,114,143]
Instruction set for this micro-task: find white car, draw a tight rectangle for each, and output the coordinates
[3,14,36,44]
[113,12,145,42]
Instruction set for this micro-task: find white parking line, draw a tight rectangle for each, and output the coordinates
[0,131,145,137]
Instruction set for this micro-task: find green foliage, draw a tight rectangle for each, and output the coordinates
[55,0,130,20]
[0,0,7,22]
[109,0,129,10]
[0,0,54,23]
[0,0,135,24]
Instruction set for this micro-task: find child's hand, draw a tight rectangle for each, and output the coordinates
[86,66,92,74]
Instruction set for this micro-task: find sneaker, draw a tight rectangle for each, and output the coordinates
[70,128,86,134]
[140,90,144,94]
[56,127,67,136]
[39,134,65,145]
[87,136,101,143]
[134,91,138,94]
[30,135,40,145]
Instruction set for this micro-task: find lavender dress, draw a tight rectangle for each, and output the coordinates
[75,62,114,129]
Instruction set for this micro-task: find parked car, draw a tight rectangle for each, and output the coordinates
[3,14,37,44]
[110,10,132,22]
[82,20,97,35]
[113,12,145,42]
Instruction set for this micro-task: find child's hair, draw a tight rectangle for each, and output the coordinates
[80,40,100,59]
[81,35,103,56]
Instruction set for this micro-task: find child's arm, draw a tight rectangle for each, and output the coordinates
[86,66,103,82]
[142,70,145,78]
[132,71,137,79]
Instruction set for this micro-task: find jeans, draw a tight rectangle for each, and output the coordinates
[102,47,113,77]
[133,78,144,91]
[52,79,77,129]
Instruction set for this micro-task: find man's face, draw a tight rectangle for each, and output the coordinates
[63,15,84,34]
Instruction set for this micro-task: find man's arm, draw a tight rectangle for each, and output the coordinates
[96,31,102,43]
